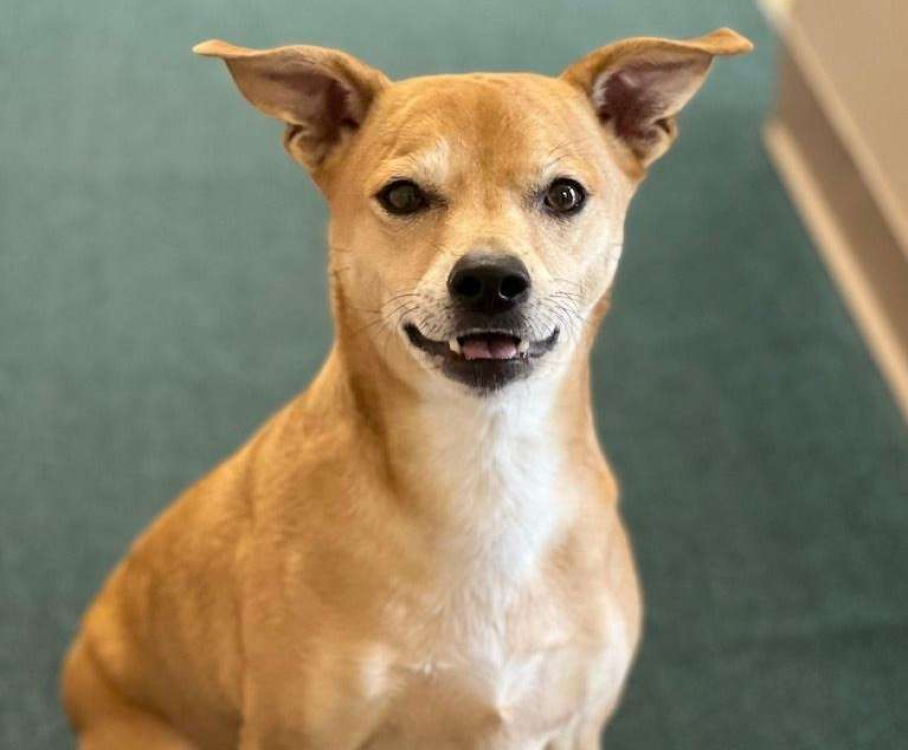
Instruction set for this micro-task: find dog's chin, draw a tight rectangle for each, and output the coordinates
[402,323,560,393]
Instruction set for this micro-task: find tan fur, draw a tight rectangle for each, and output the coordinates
[62,28,751,749]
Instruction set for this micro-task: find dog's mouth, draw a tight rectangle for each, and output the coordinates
[404,326,558,360]
[403,324,560,391]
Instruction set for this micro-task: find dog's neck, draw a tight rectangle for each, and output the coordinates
[317,317,601,573]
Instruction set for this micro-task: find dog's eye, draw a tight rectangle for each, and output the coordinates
[543,178,586,216]
[376,180,429,216]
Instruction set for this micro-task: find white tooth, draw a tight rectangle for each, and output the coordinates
[449,338,461,354]
[517,338,530,354]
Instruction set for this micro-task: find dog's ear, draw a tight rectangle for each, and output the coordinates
[193,40,390,170]
[560,28,752,167]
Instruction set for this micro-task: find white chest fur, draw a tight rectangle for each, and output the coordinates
[363,385,633,748]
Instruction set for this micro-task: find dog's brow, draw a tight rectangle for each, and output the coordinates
[369,139,451,192]
[532,132,604,185]
[536,152,597,190]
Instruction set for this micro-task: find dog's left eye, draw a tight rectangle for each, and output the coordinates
[376,180,430,216]
[543,178,586,216]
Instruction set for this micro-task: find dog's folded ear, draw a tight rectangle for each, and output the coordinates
[193,40,390,170]
[560,28,752,167]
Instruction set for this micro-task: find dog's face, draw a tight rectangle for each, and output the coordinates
[327,73,634,393]
[196,30,751,394]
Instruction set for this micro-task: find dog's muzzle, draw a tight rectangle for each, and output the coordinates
[402,253,562,391]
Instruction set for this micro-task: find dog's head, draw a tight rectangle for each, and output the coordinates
[196,30,751,395]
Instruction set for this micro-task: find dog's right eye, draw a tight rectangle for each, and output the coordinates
[376,180,429,216]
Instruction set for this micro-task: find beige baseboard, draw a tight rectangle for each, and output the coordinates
[763,50,908,421]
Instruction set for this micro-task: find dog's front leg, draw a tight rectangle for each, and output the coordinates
[543,701,618,750]
[62,637,200,750]
[544,728,603,750]
[239,687,386,750]
[239,714,372,750]
[238,658,386,750]
[239,723,316,750]
[238,677,322,750]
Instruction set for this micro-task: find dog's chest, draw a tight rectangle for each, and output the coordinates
[356,563,632,750]
[358,418,630,747]
[373,593,628,749]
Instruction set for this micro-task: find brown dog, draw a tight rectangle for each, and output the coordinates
[61,28,752,749]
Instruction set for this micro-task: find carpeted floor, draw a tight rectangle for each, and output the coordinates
[2,1,907,747]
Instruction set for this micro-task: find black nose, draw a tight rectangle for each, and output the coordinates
[447,253,531,314]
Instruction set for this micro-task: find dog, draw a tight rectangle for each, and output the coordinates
[61,28,752,749]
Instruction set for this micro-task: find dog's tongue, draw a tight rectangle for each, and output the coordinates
[462,335,518,361]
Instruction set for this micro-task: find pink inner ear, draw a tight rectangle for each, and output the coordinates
[265,67,360,138]
[318,76,360,133]
[593,60,690,140]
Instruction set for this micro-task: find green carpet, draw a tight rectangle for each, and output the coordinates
[2,1,907,747]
